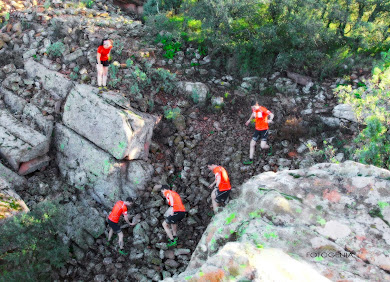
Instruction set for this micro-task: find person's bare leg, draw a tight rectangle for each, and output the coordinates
[102,67,108,87]
[172,224,177,237]
[249,140,256,159]
[108,228,113,241]
[162,221,174,240]
[211,188,219,213]
[260,140,269,149]
[118,231,124,249]
[97,66,103,86]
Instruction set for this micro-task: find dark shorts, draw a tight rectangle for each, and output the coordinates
[97,60,110,67]
[215,189,230,203]
[252,129,268,142]
[165,212,186,224]
[108,218,122,234]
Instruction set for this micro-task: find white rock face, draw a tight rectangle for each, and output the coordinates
[24,59,74,99]
[169,161,390,281]
[63,84,156,160]
[316,220,352,240]
[176,81,209,104]
[332,104,358,122]
[0,109,50,170]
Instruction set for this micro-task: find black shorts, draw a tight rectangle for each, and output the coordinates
[108,218,122,233]
[252,129,268,142]
[165,212,186,224]
[215,189,230,203]
[97,60,110,67]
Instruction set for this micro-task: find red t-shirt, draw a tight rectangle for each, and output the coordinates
[97,45,112,61]
[253,106,272,131]
[108,201,127,223]
[163,190,186,212]
[213,166,231,191]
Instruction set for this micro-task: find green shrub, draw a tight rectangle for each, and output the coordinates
[0,201,69,281]
[354,116,390,168]
[47,41,66,58]
[81,0,94,8]
[143,0,182,16]
[335,50,390,169]
[145,0,390,78]
[108,63,121,88]
[151,68,176,93]
[163,106,181,119]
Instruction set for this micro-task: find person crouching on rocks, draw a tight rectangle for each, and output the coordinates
[207,160,232,213]
[107,197,136,255]
[160,185,186,247]
[96,38,113,91]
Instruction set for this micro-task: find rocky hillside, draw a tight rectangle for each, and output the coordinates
[166,161,390,281]
[0,0,387,281]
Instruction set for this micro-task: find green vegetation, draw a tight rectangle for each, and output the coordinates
[145,0,390,78]
[47,41,66,58]
[81,0,95,9]
[336,50,390,169]
[0,201,69,281]
[163,106,181,119]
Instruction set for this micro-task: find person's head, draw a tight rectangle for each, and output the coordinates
[251,100,260,110]
[207,160,217,170]
[161,184,170,195]
[124,197,134,206]
[100,38,113,49]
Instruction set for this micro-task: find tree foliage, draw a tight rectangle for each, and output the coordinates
[336,49,390,169]
[0,201,69,281]
[145,0,390,78]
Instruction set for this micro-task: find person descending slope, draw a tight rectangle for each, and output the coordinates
[160,185,186,247]
[207,160,232,213]
[107,197,136,255]
[243,100,274,165]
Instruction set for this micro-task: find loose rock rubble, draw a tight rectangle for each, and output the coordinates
[0,0,384,281]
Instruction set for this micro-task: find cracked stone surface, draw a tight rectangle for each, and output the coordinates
[167,161,390,281]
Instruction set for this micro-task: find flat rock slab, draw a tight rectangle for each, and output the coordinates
[0,109,49,170]
[63,84,156,160]
[54,123,124,208]
[24,59,73,99]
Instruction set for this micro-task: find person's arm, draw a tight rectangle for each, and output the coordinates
[245,112,255,126]
[107,50,111,61]
[267,113,274,123]
[97,52,102,64]
[123,214,132,225]
[209,173,220,188]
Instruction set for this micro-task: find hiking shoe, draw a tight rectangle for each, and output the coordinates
[167,239,177,247]
[243,159,253,165]
[118,249,128,255]
[103,86,108,90]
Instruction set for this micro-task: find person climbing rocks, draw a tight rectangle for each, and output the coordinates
[107,197,136,255]
[207,160,231,213]
[96,38,113,91]
[159,185,186,247]
[243,100,274,165]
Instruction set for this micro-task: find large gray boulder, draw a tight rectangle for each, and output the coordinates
[0,109,50,170]
[164,244,329,282]
[176,81,209,104]
[24,59,73,99]
[177,161,390,281]
[332,104,358,122]
[54,123,124,207]
[63,84,157,160]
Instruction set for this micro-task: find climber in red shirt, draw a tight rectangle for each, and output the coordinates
[207,160,232,213]
[96,38,113,91]
[244,100,274,165]
[107,197,136,255]
[159,185,186,247]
